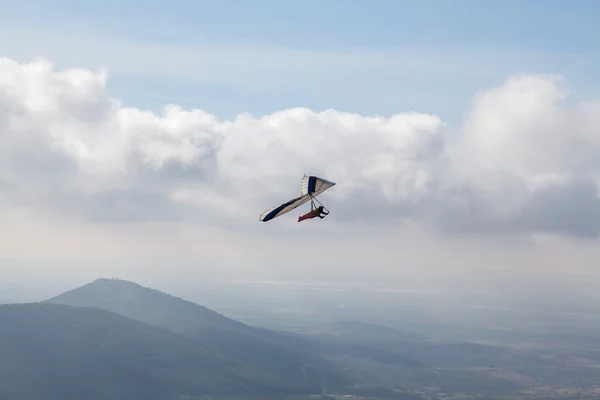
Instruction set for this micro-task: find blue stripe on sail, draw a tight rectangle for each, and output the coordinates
[308,176,316,193]
[261,196,303,222]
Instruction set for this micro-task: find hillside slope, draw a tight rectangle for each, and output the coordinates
[0,303,328,399]
[45,278,354,391]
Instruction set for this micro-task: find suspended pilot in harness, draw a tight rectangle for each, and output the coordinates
[298,204,329,222]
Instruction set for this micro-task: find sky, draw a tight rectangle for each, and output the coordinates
[1,0,600,299]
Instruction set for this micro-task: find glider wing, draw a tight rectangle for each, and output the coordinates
[260,194,312,222]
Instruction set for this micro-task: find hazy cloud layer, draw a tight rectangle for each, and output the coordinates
[2,57,600,238]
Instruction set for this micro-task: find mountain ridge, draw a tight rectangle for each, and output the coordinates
[0,302,322,399]
[45,277,357,392]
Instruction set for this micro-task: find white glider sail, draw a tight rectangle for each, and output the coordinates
[301,175,336,197]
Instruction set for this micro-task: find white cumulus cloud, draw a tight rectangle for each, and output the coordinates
[1,56,600,240]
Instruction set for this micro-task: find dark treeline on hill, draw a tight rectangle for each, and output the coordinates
[0,278,371,399]
[44,279,425,375]
[1,303,319,399]
[0,278,369,400]
[44,279,355,388]
[0,301,356,399]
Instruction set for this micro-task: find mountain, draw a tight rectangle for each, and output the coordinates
[45,278,355,392]
[0,303,325,400]
[46,278,251,336]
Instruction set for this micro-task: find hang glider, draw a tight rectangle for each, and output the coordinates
[260,175,336,222]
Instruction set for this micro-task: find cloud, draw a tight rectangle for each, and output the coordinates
[1,57,600,240]
[435,74,600,238]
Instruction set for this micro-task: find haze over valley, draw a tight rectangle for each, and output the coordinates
[2,274,600,399]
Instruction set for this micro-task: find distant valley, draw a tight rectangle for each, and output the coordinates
[1,278,599,400]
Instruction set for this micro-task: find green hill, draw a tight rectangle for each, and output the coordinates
[46,278,258,337]
[0,303,329,399]
[45,278,354,392]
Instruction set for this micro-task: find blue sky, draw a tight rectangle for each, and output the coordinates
[1,0,599,123]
